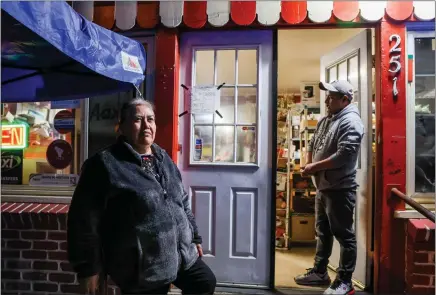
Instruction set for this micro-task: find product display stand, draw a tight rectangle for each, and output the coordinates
[275,109,293,250]
[288,105,319,246]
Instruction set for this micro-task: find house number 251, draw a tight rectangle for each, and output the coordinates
[389,34,401,97]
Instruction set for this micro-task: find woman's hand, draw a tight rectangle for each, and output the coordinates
[196,244,203,257]
[79,274,99,294]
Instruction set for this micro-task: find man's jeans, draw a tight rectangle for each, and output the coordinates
[313,189,357,282]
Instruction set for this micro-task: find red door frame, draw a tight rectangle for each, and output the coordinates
[154,29,180,162]
[153,21,409,293]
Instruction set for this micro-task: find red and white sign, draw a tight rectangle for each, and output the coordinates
[46,139,73,170]
[54,110,75,134]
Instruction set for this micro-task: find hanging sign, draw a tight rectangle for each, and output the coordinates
[190,86,221,114]
[1,124,28,150]
[46,139,73,169]
[1,150,23,184]
[29,173,78,187]
[54,110,74,134]
[51,100,80,109]
[389,34,402,98]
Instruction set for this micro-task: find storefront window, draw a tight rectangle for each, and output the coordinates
[88,90,136,157]
[1,101,82,187]
[1,38,153,196]
[191,48,258,164]
[407,30,435,196]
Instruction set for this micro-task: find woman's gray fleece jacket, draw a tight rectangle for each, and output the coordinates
[308,103,364,191]
[67,139,201,291]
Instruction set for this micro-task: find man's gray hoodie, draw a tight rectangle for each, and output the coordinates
[308,103,364,191]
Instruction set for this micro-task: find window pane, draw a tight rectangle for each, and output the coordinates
[338,61,347,81]
[195,50,215,85]
[414,76,435,193]
[237,126,256,163]
[215,87,235,124]
[217,50,235,86]
[193,126,213,162]
[215,126,234,162]
[348,55,359,90]
[1,101,82,185]
[88,91,133,157]
[328,66,337,82]
[238,50,257,85]
[415,38,436,75]
[192,113,213,124]
[237,87,257,124]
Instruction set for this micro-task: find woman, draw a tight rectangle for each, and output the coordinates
[67,98,216,295]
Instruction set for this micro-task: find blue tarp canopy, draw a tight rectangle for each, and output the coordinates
[1,1,146,103]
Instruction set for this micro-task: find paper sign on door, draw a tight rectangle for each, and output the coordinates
[190,86,220,114]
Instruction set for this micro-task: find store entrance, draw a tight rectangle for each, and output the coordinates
[275,28,376,291]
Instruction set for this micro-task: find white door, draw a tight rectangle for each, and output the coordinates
[178,31,273,287]
[320,29,373,287]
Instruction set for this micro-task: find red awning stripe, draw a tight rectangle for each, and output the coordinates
[280,1,307,25]
[49,1,436,30]
[333,1,360,22]
[1,202,70,214]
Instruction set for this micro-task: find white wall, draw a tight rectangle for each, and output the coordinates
[278,28,365,93]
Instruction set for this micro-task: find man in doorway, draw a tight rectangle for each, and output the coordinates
[294,80,364,295]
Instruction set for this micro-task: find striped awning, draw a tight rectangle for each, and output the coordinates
[72,1,436,31]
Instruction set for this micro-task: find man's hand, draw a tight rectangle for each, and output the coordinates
[301,163,318,176]
[196,244,203,257]
[79,274,99,294]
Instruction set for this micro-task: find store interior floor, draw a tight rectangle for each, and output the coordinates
[275,247,363,292]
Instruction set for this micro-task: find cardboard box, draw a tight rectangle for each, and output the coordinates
[291,215,316,241]
[300,119,318,130]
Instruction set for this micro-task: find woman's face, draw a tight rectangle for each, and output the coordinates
[121,104,156,148]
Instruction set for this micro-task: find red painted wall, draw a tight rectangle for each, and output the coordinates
[154,29,180,162]
[374,19,408,294]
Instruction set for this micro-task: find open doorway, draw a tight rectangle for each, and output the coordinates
[274,28,376,292]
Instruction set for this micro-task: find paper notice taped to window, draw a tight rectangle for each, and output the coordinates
[190,86,221,114]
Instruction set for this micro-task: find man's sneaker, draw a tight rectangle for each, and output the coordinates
[323,278,355,295]
[294,268,331,286]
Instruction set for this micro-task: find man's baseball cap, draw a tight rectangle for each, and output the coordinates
[319,80,354,100]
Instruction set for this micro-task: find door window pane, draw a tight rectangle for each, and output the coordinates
[217,50,235,85]
[215,126,234,162]
[237,87,257,124]
[190,48,259,165]
[195,50,215,85]
[1,101,82,186]
[216,87,235,124]
[328,66,337,82]
[193,126,213,162]
[237,126,256,163]
[338,61,347,81]
[192,113,213,124]
[238,50,257,85]
[348,55,359,90]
